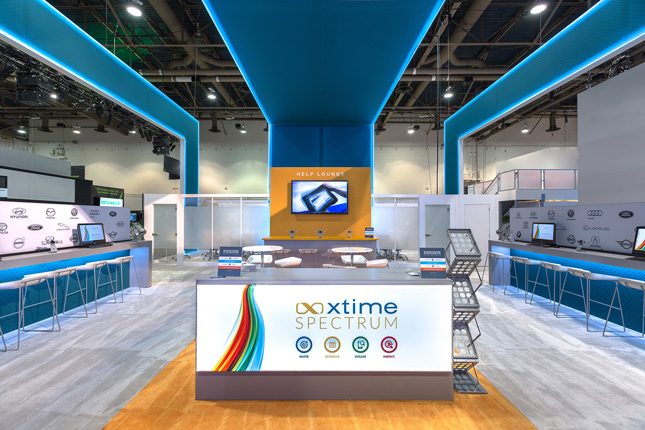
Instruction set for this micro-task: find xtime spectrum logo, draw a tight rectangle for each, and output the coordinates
[295,299,398,330]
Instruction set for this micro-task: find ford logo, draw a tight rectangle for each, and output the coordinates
[27,224,43,231]
[13,237,25,249]
[109,211,117,217]
[619,211,633,219]
[46,208,56,217]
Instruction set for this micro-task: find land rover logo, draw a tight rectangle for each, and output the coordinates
[548,210,555,218]
[0,223,7,233]
[27,224,43,231]
[109,211,117,217]
[567,209,575,218]
[567,234,576,244]
[587,210,603,217]
[11,208,27,218]
[116,221,125,227]
[13,237,25,249]
[71,208,78,216]
[45,208,56,217]
[619,211,634,219]
[617,240,633,249]
[108,231,118,239]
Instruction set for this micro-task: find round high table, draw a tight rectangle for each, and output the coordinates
[330,246,373,267]
[242,245,283,268]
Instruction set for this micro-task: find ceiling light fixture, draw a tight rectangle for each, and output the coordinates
[207,90,217,100]
[129,128,137,134]
[235,123,247,134]
[72,126,81,135]
[49,92,59,100]
[126,0,143,17]
[521,123,530,134]
[407,124,420,135]
[16,125,27,135]
[444,86,454,99]
[530,3,547,15]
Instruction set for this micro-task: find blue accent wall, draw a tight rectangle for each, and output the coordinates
[0,0,200,193]
[443,0,645,194]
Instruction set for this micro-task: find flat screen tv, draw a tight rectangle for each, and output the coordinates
[77,223,106,247]
[633,226,645,258]
[291,180,348,214]
[531,222,556,245]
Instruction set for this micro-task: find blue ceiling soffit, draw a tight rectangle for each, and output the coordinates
[443,0,645,194]
[0,0,200,193]
[203,0,445,125]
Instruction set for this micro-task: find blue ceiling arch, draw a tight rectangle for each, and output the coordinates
[202,0,445,125]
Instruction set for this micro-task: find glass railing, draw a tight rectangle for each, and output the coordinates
[467,169,578,195]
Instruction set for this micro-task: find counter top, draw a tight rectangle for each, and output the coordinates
[489,240,645,271]
[201,267,449,285]
[0,240,152,270]
[263,236,378,241]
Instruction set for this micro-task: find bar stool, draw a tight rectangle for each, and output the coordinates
[106,256,142,302]
[20,272,61,333]
[483,252,512,293]
[511,257,542,302]
[73,261,116,314]
[557,268,589,321]
[617,278,645,337]
[0,275,48,351]
[299,249,318,268]
[60,268,89,318]
[581,272,623,335]
[528,263,554,306]
[539,262,569,314]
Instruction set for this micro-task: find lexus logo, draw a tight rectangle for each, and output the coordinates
[45,208,56,217]
[108,231,118,239]
[0,223,7,232]
[71,208,79,216]
[617,240,633,249]
[567,209,575,218]
[587,210,603,217]
[13,237,25,249]
[27,224,43,231]
[109,211,117,217]
[548,210,555,218]
[567,234,576,244]
[619,211,634,219]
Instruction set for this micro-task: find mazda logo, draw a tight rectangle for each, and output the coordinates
[567,210,575,218]
[587,210,603,217]
[619,211,634,219]
[108,231,117,238]
[567,234,576,244]
[0,223,7,232]
[13,237,25,249]
[12,208,26,216]
[27,224,43,231]
[71,208,78,216]
[617,240,632,249]
[109,211,117,217]
[45,208,56,217]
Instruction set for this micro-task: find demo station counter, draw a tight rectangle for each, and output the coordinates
[0,241,152,333]
[488,240,645,331]
[196,268,452,400]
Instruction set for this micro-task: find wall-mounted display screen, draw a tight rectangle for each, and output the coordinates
[99,197,124,207]
[531,222,556,244]
[633,227,645,257]
[291,181,348,214]
[78,223,106,246]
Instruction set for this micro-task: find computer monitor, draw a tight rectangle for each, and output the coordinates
[130,212,138,222]
[77,223,106,247]
[633,226,645,258]
[531,222,556,245]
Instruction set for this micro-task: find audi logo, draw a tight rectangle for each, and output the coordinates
[45,208,56,217]
[89,210,100,216]
[587,210,603,217]
[27,224,43,231]
[0,223,7,232]
[567,210,575,218]
[13,237,25,249]
[71,208,79,216]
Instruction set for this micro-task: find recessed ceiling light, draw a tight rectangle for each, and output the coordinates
[50,92,59,100]
[407,124,420,135]
[207,91,217,100]
[17,125,27,134]
[126,1,143,17]
[72,126,81,135]
[521,124,530,134]
[530,3,547,15]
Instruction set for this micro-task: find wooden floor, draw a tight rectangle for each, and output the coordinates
[105,342,535,430]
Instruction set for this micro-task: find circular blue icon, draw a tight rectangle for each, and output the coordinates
[296,336,312,353]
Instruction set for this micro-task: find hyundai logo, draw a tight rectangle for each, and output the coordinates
[71,208,79,216]
[619,210,634,219]
[27,224,43,231]
[530,211,537,217]
[567,234,576,244]
[567,209,575,218]
[11,208,27,219]
[0,223,7,232]
[45,208,56,217]
[13,237,25,249]
[617,240,633,249]
[109,211,117,217]
[587,210,603,217]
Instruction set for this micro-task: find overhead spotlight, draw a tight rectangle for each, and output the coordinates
[16,125,27,135]
[443,86,454,99]
[206,90,217,100]
[72,126,81,135]
[129,128,137,134]
[407,124,420,135]
[49,92,59,100]
[521,123,530,134]
[126,0,143,17]
[235,123,247,134]
[530,3,547,15]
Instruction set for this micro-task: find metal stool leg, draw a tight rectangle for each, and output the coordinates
[602,281,626,336]
[132,260,142,295]
[555,272,569,317]
[63,272,88,317]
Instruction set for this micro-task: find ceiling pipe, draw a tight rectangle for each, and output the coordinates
[404,0,493,107]
[146,0,235,105]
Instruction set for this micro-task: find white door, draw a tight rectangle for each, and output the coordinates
[425,204,451,249]
[464,204,490,262]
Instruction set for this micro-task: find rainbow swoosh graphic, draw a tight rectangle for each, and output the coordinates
[213,284,265,372]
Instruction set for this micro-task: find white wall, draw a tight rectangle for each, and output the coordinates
[578,63,645,204]
[0,115,575,198]
[495,147,578,174]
